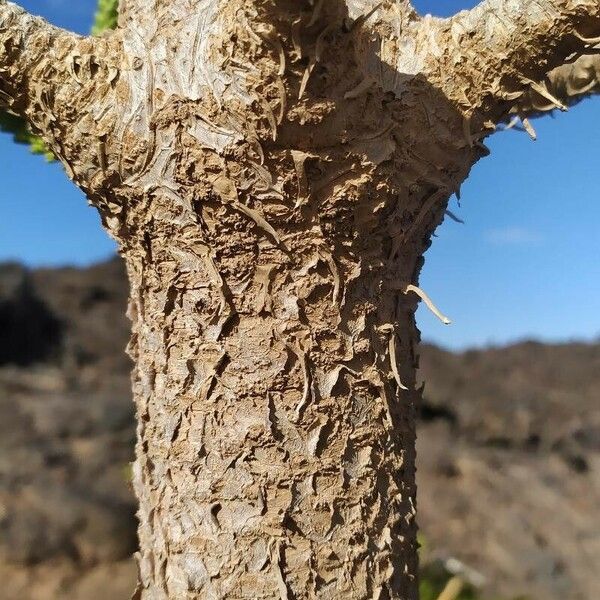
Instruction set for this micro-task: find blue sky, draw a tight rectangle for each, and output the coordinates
[1,0,598,349]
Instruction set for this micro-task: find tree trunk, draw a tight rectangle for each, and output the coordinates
[125,218,425,599]
[1,0,599,598]
[111,4,470,595]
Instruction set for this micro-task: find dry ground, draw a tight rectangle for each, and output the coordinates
[0,259,598,599]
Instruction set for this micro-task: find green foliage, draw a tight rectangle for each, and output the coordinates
[91,0,119,36]
[418,535,532,600]
[0,112,54,159]
[419,565,479,600]
[0,0,119,158]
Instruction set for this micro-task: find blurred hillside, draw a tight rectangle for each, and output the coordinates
[0,259,598,600]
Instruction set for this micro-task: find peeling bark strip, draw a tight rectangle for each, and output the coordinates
[2,0,600,598]
[517,51,600,116]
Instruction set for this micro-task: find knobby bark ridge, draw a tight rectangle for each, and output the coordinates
[511,50,600,137]
[1,1,599,598]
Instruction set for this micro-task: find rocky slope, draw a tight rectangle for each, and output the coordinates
[0,259,136,599]
[0,258,597,599]
[417,342,600,600]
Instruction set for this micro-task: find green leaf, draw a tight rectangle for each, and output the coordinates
[92,0,119,36]
[0,0,119,159]
[0,112,54,160]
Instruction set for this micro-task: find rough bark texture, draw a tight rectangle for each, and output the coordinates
[119,5,450,596]
[1,0,600,598]
[0,2,122,207]
[517,50,600,116]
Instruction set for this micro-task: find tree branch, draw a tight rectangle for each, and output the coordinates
[437,0,600,118]
[0,1,80,116]
[515,51,600,117]
[0,1,123,198]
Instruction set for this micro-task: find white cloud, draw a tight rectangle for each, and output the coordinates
[484,227,544,246]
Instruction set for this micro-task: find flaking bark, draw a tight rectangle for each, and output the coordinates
[1,0,599,598]
[517,51,600,116]
[0,0,123,213]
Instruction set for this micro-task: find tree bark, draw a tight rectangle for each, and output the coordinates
[119,5,449,596]
[125,211,426,599]
[1,0,600,598]
[517,50,600,116]
[0,1,122,199]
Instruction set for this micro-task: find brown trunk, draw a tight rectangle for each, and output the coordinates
[117,131,474,598]
[114,5,477,596]
[124,218,424,598]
